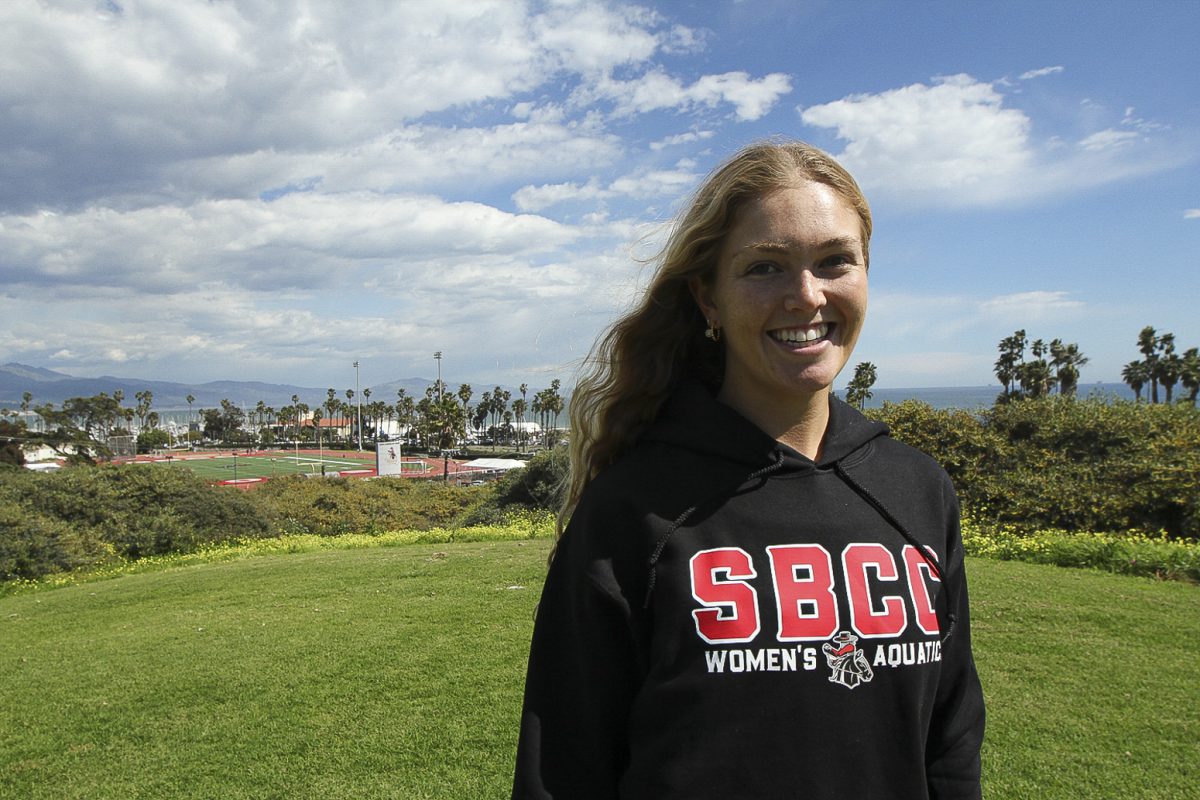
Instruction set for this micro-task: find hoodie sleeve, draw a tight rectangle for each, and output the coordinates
[925,485,986,800]
[512,503,644,799]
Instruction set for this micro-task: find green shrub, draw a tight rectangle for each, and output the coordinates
[251,475,487,536]
[961,515,1200,582]
[1,464,272,576]
[491,448,568,511]
[870,397,1200,539]
[0,504,114,581]
[868,401,1008,504]
[982,398,1199,537]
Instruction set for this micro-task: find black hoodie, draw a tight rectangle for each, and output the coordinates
[513,382,985,799]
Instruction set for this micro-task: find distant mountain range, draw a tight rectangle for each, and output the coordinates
[0,363,437,410]
[1,362,1135,413]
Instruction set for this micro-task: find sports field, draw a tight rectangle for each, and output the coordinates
[134,450,433,484]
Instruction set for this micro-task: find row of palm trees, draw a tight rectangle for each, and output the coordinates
[994,330,1089,399]
[178,380,567,450]
[1121,326,1200,404]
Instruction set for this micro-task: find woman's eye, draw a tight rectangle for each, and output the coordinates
[745,261,780,275]
[819,254,855,270]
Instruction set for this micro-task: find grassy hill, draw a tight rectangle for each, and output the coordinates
[2,541,1197,798]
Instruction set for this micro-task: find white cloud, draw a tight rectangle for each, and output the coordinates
[1079,129,1140,152]
[978,291,1087,321]
[585,70,792,121]
[0,1,810,387]
[1019,65,1064,80]
[532,2,662,73]
[0,193,577,294]
[512,165,699,211]
[800,75,1032,199]
[608,168,698,198]
[1185,209,1200,219]
[513,180,610,212]
[796,74,1032,201]
[650,130,716,150]
[799,74,1179,207]
[0,1,727,212]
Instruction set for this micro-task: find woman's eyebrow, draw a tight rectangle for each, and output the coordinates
[742,236,862,253]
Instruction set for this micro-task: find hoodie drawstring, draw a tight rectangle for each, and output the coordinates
[833,462,958,645]
[642,451,789,609]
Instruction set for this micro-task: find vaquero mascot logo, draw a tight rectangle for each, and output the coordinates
[822,631,874,689]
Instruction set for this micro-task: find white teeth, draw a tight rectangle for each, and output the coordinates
[773,323,829,344]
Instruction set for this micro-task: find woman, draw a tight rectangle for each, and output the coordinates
[513,141,985,799]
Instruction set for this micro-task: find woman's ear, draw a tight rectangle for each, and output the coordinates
[688,276,717,324]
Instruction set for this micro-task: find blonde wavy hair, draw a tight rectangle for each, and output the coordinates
[561,140,872,533]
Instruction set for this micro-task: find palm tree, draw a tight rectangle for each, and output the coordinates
[1138,326,1160,403]
[547,379,563,437]
[423,394,465,480]
[134,390,153,431]
[20,391,34,431]
[297,403,310,441]
[1122,360,1149,402]
[498,390,511,448]
[531,395,543,446]
[1049,339,1088,398]
[362,387,372,443]
[324,389,340,444]
[457,384,473,441]
[512,397,527,448]
[291,394,301,442]
[186,394,195,439]
[1180,347,1200,405]
[994,330,1026,398]
[844,362,877,410]
[395,389,413,442]
[1156,333,1179,403]
[1017,339,1052,399]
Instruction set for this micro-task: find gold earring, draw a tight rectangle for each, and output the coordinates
[705,320,721,342]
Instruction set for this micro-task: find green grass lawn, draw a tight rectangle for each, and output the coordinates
[150,452,420,481]
[2,542,1197,799]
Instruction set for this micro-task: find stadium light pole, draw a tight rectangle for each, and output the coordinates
[354,360,363,452]
[434,351,443,399]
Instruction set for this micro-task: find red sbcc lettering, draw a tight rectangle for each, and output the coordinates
[688,543,941,644]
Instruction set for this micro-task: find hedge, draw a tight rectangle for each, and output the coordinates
[869,397,1199,539]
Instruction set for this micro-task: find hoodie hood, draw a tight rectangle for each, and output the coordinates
[642,379,889,472]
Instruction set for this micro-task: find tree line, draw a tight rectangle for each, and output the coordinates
[1121,326,1199,404]
[994,331,1088,400]
[842,324,1197,411]
[996,325,1198,405]
[0,379,567,465]
[5,322,1197,465]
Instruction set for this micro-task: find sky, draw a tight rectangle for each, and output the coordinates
[1,0,1197,395]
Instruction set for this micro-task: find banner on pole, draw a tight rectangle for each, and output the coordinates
[376,441,403,477]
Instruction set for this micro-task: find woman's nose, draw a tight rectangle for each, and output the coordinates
[784,268,824,311]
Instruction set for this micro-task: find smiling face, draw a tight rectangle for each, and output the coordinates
[691,180,868,426]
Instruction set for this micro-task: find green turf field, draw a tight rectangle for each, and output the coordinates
[149,453,432,481]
